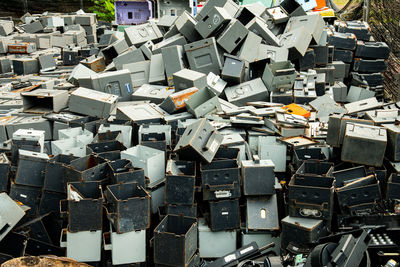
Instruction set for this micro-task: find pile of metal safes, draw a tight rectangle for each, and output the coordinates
[0,0,398,266]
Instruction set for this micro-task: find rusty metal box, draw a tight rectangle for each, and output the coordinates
[201,159,241,201]
[153,215,198,266]
[65,180,103,232]
[281,216,328,249]
[341,123,387,167]
[241,159,275,196]
[336,176,381,216]
[15,150,49,188]
[105,182,150,233]
[246,195,279,231]
[8,43,36,54]
[108,159,145,187]
[174,118,223,163]
[209,199,240,231]
[165,160,196,205]
[289,173,335,226]
[160,87,199,114]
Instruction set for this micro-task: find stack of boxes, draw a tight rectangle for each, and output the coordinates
[121,144,166,218]
[199,155,241,258]
[154,214,199,266]
[241,157,281,255]
[61,180,103,263]
[6,12,99,77]
[12,129,65,220]
[330,21,390,101]
[104,182,150,265]
[10,130,49,220]
[334,166,382,218]
[283,160,335,249]
[77,15,97,44]
[165,159,197,218]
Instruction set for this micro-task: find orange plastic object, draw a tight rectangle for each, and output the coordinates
[281,103,311,118]
[315,0,327,9]
[313,7,335,17]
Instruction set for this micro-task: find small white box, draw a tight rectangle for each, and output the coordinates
[51,138,88,157]
[98,124,132,148]
[104,225,146,265]
[61,229,102,262]
[12,128,45,153]
[121,145,165,186]
[58,127,93,140]
[52,128,93,157]
[46,16,65,28]
[198,218,237,258]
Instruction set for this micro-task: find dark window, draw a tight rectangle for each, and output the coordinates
[128,12,133,19]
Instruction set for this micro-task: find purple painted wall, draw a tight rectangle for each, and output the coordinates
[115,1,153,25]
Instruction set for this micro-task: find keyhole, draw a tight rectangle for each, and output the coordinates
[260,208,267,219]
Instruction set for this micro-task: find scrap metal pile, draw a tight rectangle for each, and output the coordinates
[0,0,398,266]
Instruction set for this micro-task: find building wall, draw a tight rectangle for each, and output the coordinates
[115,1,152,25]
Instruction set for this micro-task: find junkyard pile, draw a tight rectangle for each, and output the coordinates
[0,0,398,266]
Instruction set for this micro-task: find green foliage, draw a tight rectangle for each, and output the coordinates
[89,0,115,22]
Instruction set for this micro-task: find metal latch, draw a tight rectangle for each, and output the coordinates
[215,190,232,198]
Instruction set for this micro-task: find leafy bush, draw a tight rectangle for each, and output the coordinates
[89,0,115,22]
